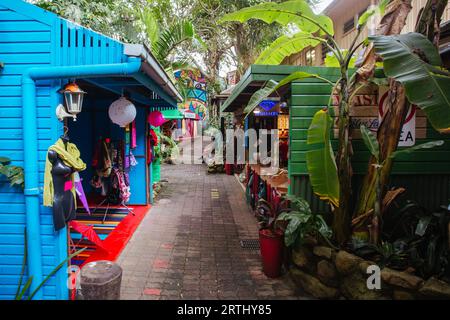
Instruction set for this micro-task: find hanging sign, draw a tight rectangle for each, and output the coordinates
[378,88,416,147]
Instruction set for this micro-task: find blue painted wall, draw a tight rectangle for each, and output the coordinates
[0,1,129,300]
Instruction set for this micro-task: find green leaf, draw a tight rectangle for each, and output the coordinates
[219,0,334,36]
[389,140,444,159]
[15,228,27,300]
[140,7,160,45]
[243,72,324,114]
[324,50,356,68]
[360,125,380,161]
[358,0,390,28]
[255,32,320,65]
[152,20,198,68]
[284,216,301,247]
[370,33,450,132]
[306,109,340,207]
[0,157,11,165]
[16,277,33,301]
[284,194,312,214]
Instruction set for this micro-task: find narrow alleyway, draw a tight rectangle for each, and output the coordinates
[117,164,309,300]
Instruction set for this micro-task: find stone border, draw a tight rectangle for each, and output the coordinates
[289,245,450,300]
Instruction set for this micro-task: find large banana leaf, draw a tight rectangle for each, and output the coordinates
[243,71,323,114]
[306,109,340,207]
[255,32,320,65]
[389,140,444,159]
[370,33,450,133]
[219,0,334,36]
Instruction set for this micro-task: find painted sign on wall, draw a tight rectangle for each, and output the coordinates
[174,69,208,120]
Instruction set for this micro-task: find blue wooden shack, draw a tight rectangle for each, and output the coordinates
[0,0,181,300]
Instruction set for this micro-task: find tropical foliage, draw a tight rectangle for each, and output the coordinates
[0,157,24,189]
[305,109,339,207]
[276,195,332,248]
[370,33,450,133]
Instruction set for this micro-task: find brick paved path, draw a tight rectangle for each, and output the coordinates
[118,164,308,300]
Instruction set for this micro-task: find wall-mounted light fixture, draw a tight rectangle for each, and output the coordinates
[56,82,86,121]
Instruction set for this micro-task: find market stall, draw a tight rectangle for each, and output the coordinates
[221,64,450,214]
[0,0,181,300]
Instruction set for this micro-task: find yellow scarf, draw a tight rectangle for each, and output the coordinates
[43,139,86,207]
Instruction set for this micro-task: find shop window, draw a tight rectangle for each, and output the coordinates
[306,49,316,66]
[343,17,355,34]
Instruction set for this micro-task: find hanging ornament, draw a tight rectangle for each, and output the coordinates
[148,110,166,127]
[108,97,136,127]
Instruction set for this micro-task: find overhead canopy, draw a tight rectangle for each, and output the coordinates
[220,65,305,113]
[161,108,184,120]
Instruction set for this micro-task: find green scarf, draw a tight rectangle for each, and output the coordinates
[43,139,86,207]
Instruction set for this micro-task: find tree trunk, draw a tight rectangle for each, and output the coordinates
[333,71,353,246]
[352,0,447,239]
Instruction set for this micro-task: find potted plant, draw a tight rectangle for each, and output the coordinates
[256,197,289,278]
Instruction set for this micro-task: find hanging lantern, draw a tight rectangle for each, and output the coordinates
[56,82,86,121]
[148,111,166,127]
[108,97,137,128]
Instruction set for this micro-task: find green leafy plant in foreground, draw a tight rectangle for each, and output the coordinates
[359,124,444,244]
[15,228,85,300]
[276,195,332,248]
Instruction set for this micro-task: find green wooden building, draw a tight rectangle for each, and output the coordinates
[221,65,450,212]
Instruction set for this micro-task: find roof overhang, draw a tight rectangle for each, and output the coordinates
[220,65,307,113]
[124,44,183,104]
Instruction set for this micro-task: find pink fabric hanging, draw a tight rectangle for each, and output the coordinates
[131,120,137,149]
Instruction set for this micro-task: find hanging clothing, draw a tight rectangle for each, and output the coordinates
[44,138,86,207]
[74,172,90,215]
[147,129,159,165]
[131,120,137,149]
[94,139,112,178]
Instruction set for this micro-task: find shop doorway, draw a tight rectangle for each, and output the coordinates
[66,82,151,266]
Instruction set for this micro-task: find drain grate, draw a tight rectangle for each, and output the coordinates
[240,239,260,250]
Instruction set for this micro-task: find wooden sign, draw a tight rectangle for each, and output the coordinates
[332,85,426,142]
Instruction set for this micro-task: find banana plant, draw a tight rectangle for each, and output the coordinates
[359,124,444,244]
[370,33,450,133]
[220,0,389,244]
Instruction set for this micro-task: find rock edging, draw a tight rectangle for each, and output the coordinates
[289,245,450,300]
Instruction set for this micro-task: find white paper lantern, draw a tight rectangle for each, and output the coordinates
[108,97,136,127]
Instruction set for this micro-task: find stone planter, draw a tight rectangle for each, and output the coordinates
[289,245,450,300]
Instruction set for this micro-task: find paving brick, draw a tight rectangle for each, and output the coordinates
[118,163,309,300]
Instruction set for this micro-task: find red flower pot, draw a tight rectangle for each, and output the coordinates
[259,229,284,278]
[225,163,234,175]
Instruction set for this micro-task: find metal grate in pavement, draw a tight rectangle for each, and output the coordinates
[240,239,260,250]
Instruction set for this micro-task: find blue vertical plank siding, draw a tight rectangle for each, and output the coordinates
[0,1,138,300]
[0,2,57,299]
[0,0,178,300]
